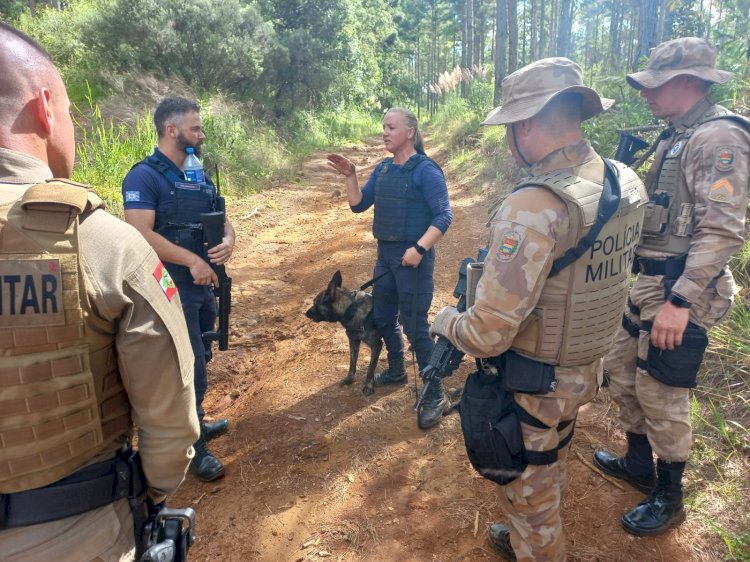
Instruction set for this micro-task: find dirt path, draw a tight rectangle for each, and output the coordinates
[171,139,719,561]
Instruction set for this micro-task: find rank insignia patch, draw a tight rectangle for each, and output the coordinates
[497,229,523,262]
[153,262,178,301]
[715,146,735,171]
[708,178,734,203]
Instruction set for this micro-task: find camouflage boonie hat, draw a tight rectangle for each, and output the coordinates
[627,37,733,90]
[481,57,614,126]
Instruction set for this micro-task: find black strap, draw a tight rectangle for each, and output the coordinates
[0,449,146,530]
[142,154,185,186]
[359,270,390,291]
[522,416,577,466]
[622,314,641,338]
[548,159,623,277]
[636,254,688,277]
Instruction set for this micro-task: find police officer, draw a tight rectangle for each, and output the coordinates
[594,37,750,536]
[430,58,646,561]
[327,107,453,429]
[0,23,199,560]
[122,98,235,482]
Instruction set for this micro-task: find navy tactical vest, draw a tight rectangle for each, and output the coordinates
[372,154,436,242]
[140,153,216,284]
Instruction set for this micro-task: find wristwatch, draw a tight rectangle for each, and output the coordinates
[413,243,427,255]
[667,292,692,309]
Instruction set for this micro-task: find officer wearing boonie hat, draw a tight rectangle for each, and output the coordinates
[430,57,646,561]
[595,37,750,537]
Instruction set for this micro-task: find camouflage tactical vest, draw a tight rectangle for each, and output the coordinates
[0,180,131,493]
[640,105,750,255]
[511,159,647,366]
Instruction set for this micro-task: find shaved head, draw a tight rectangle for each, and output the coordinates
[0,22,75,177]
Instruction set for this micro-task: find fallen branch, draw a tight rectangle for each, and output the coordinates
[241,207,259,220]
[574,450,626,491]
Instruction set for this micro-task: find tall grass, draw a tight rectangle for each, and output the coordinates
[72,92,155,214]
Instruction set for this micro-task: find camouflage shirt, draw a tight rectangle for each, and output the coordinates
[445,140,598,359]
[639,98,750,303]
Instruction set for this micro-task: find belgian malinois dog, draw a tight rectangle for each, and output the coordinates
[305,270,383,396]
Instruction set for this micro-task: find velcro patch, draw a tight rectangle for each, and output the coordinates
[124,191,141,202]
[496,229,523,262]
[0,259,64,327]
[668,140,683,158]
[153,262,178,301]
[708,178,734,203]
[715,146,735,171]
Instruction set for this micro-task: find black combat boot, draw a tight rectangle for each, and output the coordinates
[593,432,655,493]
[488,523,517,561]
[191,435,225,482]
[373,355,407,386]
[417,378,452,429]
[201,418,229,441]
[621,460,686,536]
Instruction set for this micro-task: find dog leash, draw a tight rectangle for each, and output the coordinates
[359,270,390,291]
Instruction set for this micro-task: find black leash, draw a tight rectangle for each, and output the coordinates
[359,270,390,291]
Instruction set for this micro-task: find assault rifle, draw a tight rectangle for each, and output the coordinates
[614,125,661,166]
[414,248,488,411]
[201,166,232,351]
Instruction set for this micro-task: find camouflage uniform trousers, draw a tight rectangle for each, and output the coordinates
[606,274,734,462]
[497,360,600,562]
[0,498,134,562]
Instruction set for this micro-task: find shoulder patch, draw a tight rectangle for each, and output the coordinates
[153,262,178,301]
[668,140,683,157]
[496,229,524,262]
[708,178,734,203]
[715,146,735,172]
[124,191,141,202]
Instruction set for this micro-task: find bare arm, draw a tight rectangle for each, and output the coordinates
[327,153,363,206]
[124,208,218,286]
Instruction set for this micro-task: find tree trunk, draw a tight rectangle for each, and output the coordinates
[494,0,508,105]
[637,0,659,63]
[508,0,518,72]
[556,0,573,57]
[539,0,546,58]
[530,0,538,61]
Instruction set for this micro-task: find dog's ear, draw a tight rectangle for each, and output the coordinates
[327,270,343,298]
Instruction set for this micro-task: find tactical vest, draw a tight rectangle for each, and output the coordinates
[141,154,216,284]
[640,105,750,254]
[0,180,131,493]
[372,154,436,242]
[511,159,647,366]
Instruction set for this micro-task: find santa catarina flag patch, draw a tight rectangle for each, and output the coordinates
[153,261,178,301]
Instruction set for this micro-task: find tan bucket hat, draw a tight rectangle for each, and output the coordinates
[627,37,733,90]
[481,57,614,126]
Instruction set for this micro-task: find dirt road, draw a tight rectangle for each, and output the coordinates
[171,139,717,561]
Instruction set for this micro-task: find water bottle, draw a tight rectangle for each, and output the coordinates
[183,147,205,183]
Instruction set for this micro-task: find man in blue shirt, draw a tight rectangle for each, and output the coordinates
[122,97,236,482]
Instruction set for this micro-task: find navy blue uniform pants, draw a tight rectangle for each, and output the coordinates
[372,241,436,370]
[177,283,217,423]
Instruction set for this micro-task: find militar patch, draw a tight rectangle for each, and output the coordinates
[497,229,523,262]
[0,258,64,327]
[708,178,734,203]
[668,141,683,157]
[124,191,141,202]
[153,262,178,301]
[715,146,735,171]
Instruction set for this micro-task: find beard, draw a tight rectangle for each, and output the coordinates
[176,132,203,158]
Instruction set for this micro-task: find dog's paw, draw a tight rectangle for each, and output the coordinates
[339,376,355,386]
[362,383,375,396]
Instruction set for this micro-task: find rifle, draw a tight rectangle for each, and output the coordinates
[139,507,196,562]
[414,248,488,411]
[200,166,232,351]
[614,125,661,166]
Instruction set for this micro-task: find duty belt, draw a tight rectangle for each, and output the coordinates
[635,254,724,287]
[0,448,146,529]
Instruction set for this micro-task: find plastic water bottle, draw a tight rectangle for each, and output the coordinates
[183,147,205,183]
